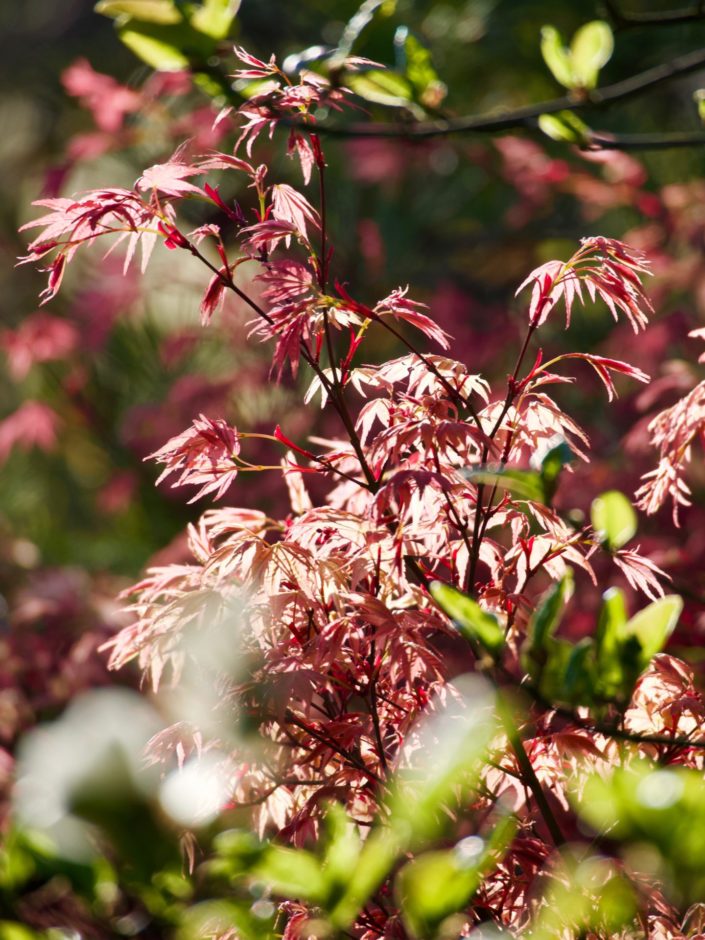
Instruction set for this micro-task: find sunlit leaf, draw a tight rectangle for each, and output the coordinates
[118,26,193,69]
[345,70,415,108]
[538,111,590,145]
[254,845,327,904]
[619,594,682,669]
[524,570,573,673]
[570,20,614,90]
[395,817,515,939]
[594,587,628,700]
[95,0,183,23]
[190,0,240,39]
[540,25,573,88]
[430,582,505,657]
[591,489,637,551]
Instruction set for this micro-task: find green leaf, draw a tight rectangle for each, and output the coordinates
[594,587,629,701]
[563,637,596,704]
[329,828,402,930]
[254,845,327,904]
[694,89,705,123]
[386,675,497,849]
[117,25,193,69]
[591,490,637,551]
[619,594,682,670]
[95,0,183,24]
[345,70,415,108]
[540,26,573,88]
[463,466,545,502]
[322,803,362,902]
[190,0,239,39]
[430,582,505,657]
[395,818,515,939]
[396,27,446,108]
[0,924,40,940]
[538,111,590,145]
[570,20,614,90]
[524,571,573,673]
[539,439,574,502]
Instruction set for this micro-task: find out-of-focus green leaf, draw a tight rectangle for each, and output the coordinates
[570,20,614,90]
[328,827,401,930]
[540,26,573,88]
[395,817,516,939]
[254,845,327,904]
[387,675,497,847]
[528,852,636,939]
[538,111,590,145]
[576,762,705,901]
[177,899,275,940]
[396,27,446,108]
[694,89,705,123]
[430,582,505,657]
[117,26,193,69]
[345,70,414,108]
[591,489,637,551]
[322,803,363,903]
[0,924,40,940]
[190,0,239,38]
[95,0,183,23]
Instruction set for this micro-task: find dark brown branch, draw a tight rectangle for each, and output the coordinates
[603,0,705,29]
[587,130,705,150]
[303,46,705,140]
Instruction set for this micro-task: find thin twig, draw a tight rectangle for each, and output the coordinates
[299,47,705,141]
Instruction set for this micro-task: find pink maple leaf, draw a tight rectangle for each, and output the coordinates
[0,401,60,462]
[149,414,240,502]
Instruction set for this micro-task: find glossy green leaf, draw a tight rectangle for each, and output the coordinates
[570,20,614,90]
[591,489,637,550]
[538,111,590,145]
[95,0,183,24]
[430,582,505,656]
[594,587,628,700]
[540,26,573,88]
[619,594,682,669]
[539,438,574,501]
